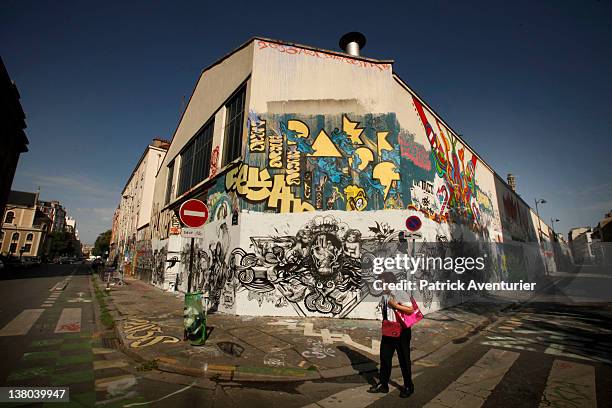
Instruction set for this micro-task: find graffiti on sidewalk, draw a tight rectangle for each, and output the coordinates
[263,349,286,367]
[122,318,180,348]
[269,319,380,355]
[301,339,336,359]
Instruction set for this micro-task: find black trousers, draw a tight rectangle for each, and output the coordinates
[379,328,413,388]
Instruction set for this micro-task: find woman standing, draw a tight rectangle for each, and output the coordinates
[368,273,415,398]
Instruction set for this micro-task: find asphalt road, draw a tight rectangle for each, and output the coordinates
[1,265,611,407]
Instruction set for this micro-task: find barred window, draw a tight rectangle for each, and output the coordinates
[165,161,174,204]
[178,142,194,195]
[223,86,246,165]
[177,119,215,196]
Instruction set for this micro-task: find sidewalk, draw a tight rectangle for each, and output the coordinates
[101,277,519,382]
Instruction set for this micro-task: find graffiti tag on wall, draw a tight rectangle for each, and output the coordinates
[257,40,391,71]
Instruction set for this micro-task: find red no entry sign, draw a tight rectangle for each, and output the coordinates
[179,199,209,228]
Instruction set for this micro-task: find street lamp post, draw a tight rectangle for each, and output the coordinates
[551,218,560,241]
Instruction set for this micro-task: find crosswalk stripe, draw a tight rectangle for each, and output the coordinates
[544,343,612,365]
[94,360,129,370]
[301,373,422,408]
[93,348,116,355]
[539,360,596,408]
[423,348,519,408]
[0,309,45,336]
[95,375,137,393]
[54,308,82,333]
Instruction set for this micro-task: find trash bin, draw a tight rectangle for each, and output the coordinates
[184,291,206,346]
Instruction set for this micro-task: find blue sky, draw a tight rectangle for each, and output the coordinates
[2,0,611,244]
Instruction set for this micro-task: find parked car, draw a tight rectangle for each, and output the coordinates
[2,256,23,269]
[20,257,35,268]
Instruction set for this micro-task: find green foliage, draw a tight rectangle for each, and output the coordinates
[93,277,114,329]
[47,231,77,257]
[92,229,112,256]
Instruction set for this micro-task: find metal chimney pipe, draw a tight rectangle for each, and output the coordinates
[339,32,367,56]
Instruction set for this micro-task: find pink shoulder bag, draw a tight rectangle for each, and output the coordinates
[395,297,423,328]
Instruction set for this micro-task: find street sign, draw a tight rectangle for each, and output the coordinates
[179,199,209,228]
[405,215,422,232]
[181,227,205,239]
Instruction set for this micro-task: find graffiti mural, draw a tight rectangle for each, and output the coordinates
[238,112,406,215]
[411,96,480,226]
[179,220,236,312]
[229,215,438,316]
[135,240,153,282]
[501,192,537,242]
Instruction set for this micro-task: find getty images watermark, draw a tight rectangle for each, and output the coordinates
[372,253,536,292]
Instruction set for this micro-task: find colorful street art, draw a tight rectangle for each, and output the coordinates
[411,96,480,226]
[241,112,405,214]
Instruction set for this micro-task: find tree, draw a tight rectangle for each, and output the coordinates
[93,230,112,257]
[47,231,77,258]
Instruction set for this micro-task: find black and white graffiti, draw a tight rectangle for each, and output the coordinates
[181,222,235,312]
[230,216,411,316]
[152,245,168,287]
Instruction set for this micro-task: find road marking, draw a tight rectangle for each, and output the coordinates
[301,373,422,408]
[544,343,612,365]
[539,360,596,408]
[93,347,116,355]
[95,375,137,396]
[54,308,82,333]
[0,309,45,336]
[480,335,537,352]
[423,349,519,408]
[94,360,129,370]
[68,292,91,303]
[95,391,139,406]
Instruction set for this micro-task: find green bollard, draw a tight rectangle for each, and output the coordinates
[184,291,206,346]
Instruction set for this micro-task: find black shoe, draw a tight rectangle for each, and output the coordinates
[399,385,414,398]
[367,384,389,394]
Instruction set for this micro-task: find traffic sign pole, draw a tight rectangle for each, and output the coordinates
[178,199,209,294]
[188,237,194,293]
